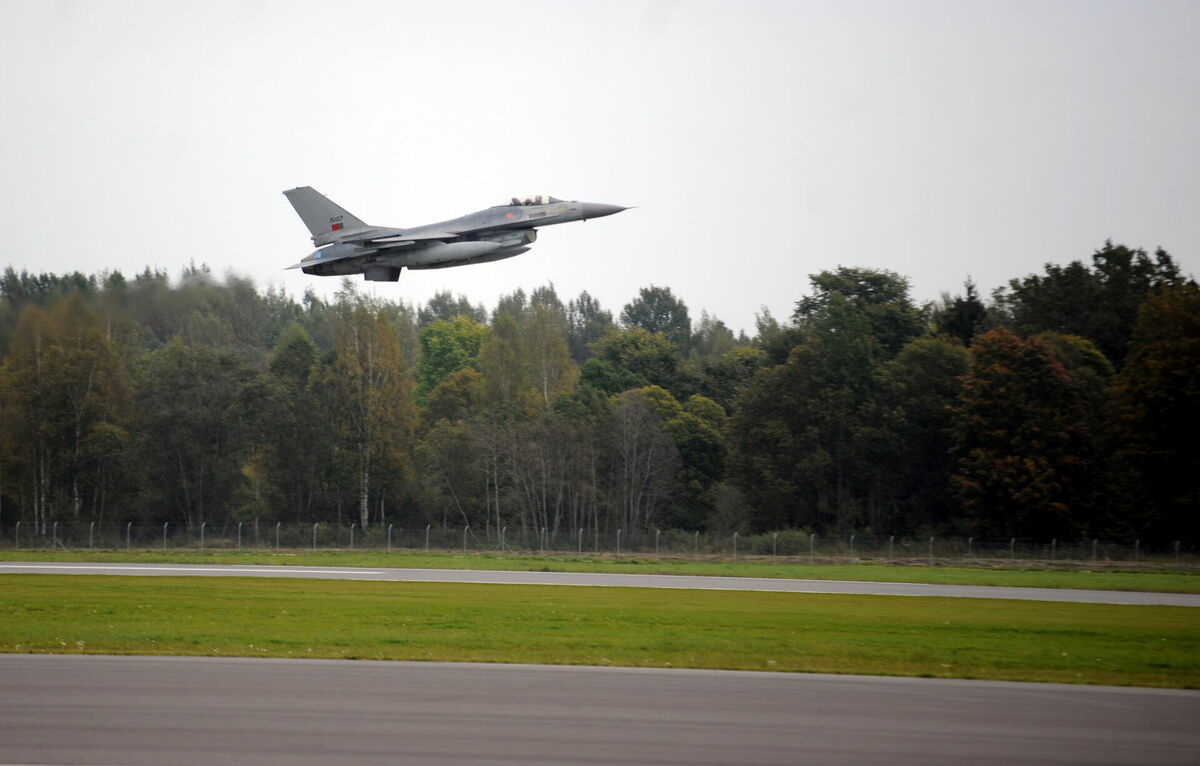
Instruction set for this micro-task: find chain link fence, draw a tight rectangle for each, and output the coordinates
[0,521,1194,566]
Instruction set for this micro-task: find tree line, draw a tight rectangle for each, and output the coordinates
[0,241,1195,543]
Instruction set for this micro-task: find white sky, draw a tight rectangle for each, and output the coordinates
[1,0,1196,334]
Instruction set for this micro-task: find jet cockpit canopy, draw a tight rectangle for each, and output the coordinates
[510,194,564,206]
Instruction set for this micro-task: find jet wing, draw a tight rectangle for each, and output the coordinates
[360,232,459,251]
[343,229,458,245]
[312,226,460,247]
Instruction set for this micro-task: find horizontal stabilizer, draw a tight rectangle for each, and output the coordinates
[285,242,361,271]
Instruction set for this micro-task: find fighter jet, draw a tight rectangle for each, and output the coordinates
[283,187,629,281]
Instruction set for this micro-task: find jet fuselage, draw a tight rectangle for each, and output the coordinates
[284,189,627,282]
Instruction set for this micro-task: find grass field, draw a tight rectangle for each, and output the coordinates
[2,574,1197,688]
[3,549,1198,593]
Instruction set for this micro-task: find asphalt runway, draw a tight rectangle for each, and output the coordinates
[2,654,1197,766]
[2,561,1198,606]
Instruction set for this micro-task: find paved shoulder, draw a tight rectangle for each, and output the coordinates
[1,562,1197,606]
[1,654,1197,765]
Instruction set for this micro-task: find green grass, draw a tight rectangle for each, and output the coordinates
[2,574,1198,687]
[3,549,1199,593]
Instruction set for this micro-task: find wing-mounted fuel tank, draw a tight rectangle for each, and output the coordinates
[392,241,506,268]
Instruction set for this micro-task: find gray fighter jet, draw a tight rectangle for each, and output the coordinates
[283,187,629,281]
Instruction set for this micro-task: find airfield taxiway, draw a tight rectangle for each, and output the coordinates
[1,561,1197,606]
[2,654,1197,766]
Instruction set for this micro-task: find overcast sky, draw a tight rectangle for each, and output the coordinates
[1,0,1196,334]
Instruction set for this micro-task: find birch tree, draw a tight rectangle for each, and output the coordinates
[325,298,417,527]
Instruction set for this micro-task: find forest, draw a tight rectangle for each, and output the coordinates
[0,240,1195,545]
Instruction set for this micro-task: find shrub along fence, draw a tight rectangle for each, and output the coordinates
[0,521,1194,566]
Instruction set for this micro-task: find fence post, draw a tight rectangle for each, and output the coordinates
[810,532,816,564]
[349,523,355,551]
[52,521,58,548]
[1135,539,1140,562]
[200,521,206,552]
[1010,537,1015,561]
[617,529,622,555]
[501,526,506,551]
[238,521,243,551]
[773,532,778,561]
[275,522,280,551]
[655,529,661,558]
[967,536,973,559]
[464,525,469,554]
[425,524,430,553]
[928,536,934,566]
[733,531,738,561]
[163,522,168,551]
[387,523,393,553]
[1092,538,1097,563]
[540,527,546,553]
[311,523,317,551]
[89,521,94,550]
[14,521,19,548]
[849,533,855,559]
[126,521,132,552]
[1051,538,1056,562]
[578,527,583,555]
[889,535,894,563]
[694,530,699,558]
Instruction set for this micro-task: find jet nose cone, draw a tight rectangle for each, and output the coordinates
[579,202,628,220]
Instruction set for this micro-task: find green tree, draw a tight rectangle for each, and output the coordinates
[1108,285,1200,541]
[585,328,679,395]
[324,300,418,526]
[692,311,737,359]
[259,324,326,520]
[949,329,1089,538]
[416,418,484,528]
[794,267,926,358]
[730,332,897,533]
[934,278,988,345]
[885,337,971,532]
[418,290,486,326]
[566,291,614,364]
[476,312,536,415]
[524,293,577,406]
[620,285,692,353]
[697,346,767,412]
[604,388,680,532]
[423,367,482,427]
[996,241,1187,365]
[415,315,487,401]
[131,341,254,527]
[0,298,130,531]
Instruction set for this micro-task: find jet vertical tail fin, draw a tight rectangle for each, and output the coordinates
[283,186,368,238]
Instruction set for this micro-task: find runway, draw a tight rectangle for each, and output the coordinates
[1,561,1197,605]
[1,654,1196,766]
